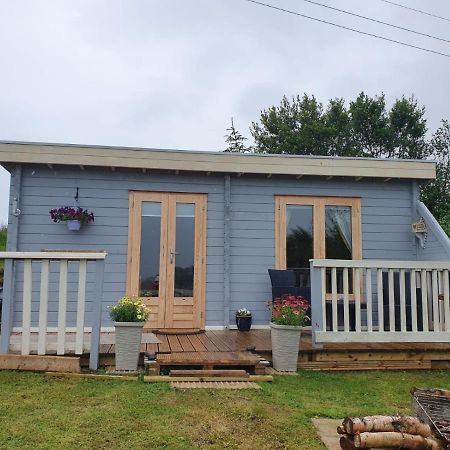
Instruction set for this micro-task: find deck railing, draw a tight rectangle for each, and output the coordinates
[0,251,107,369]
[310,259,450,346]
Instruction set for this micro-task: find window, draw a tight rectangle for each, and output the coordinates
[275,196,362,291]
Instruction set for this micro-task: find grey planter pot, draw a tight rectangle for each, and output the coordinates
[114,322,144,371]
[270,322,302,372]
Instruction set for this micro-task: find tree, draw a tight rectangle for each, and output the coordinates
[249,92,429,160]
[224,118,250,153]
[421,120,450,235]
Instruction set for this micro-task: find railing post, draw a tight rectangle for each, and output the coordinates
[0,259,14,353]
[89,259,105,370]
[310,260,323,349]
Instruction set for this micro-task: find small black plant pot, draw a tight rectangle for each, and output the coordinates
[236,315,252,332]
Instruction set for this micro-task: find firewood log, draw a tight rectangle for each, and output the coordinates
[337,425,346,434]
[353,432,443,450]
[340,436,357,450]
[343,415,432,437]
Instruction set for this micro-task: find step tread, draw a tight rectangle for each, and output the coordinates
[170,369,249,377]
[157,351,260,365]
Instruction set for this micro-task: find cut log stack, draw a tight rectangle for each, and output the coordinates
[338,415,445,450]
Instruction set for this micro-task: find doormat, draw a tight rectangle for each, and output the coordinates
[170,381,261,390]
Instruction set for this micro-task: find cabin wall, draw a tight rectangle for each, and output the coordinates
[7,164,425,329]
[10,165,225,328]
[229,176,417,325]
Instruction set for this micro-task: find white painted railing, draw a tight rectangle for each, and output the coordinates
[310,259,450,345]
[0,251,107,369]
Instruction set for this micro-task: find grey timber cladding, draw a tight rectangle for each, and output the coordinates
[228,176,416,325]
[11,166,225,327]
[9,164,431,328]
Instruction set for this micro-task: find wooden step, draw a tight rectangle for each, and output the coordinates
[144,375,273,383]
[170,369,249,378]
[157,351,260,367]
[299,360,432,371]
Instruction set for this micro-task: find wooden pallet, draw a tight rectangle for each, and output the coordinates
[171,381,262,390]
[299,360,432,371]
[147,351,268,375]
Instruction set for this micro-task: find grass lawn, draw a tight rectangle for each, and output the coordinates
[0,371,449,449]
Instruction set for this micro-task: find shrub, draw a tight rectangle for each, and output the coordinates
[271,294,309,326]
[109,296,150,322]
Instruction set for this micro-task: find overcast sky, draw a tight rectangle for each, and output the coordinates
[1,0,449,224]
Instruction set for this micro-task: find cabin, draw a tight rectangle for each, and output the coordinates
[0,141,449,372]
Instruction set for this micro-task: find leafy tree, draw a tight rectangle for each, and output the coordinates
[224,118,249,153]
[249,92,429,160]
[421,120,450,234]
[251,94,330,156]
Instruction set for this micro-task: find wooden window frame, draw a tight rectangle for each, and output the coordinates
[275,195,362,299]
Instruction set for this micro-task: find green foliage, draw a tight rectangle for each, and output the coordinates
[109,296,151,322]
[0,225,6,251]
[0,225,6,278]
[249,92,429,160]
[421,120,450,234]
[0,370,449,449]
[224,118,250,153]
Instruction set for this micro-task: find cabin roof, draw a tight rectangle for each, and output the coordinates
[0,141,436,180]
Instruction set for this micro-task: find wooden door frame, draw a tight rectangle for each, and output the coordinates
[126,191,207,330]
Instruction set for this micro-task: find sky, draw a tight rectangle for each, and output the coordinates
[1,0,449,224]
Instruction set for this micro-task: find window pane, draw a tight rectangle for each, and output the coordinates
[325,206,352,293]
[325,206,352,259]
[139,202,161,297]
[174,203,195,297]
[286,205,313,287]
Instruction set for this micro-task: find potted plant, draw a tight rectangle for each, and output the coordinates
[109,296,150,371]
[270,294,309,372]
[49,206,95,231]
[235,308,252,331]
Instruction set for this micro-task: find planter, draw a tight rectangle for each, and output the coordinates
[67,220,81,231]
[236,315,252,332]
[270,322,302,372]
[114,322,144,371]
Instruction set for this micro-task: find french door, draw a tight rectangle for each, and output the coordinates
[127,192,207,330]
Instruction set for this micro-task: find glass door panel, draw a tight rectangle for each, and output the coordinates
[173,203,195,297]
[139,202,162,297]
[286,205,313,287]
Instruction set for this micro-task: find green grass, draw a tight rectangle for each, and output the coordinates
[0,225,6,274]
[0,371,449,449]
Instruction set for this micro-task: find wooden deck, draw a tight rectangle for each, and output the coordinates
[97,329,450,371]
[6,329,450,371]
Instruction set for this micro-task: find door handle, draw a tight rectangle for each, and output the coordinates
[169,250,179,264]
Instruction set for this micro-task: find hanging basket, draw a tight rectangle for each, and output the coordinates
[67,220,81,231]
